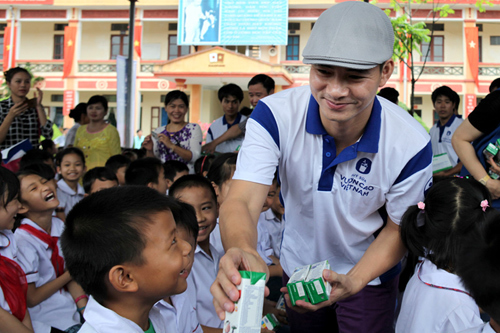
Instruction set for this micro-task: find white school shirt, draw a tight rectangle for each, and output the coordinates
[0,230,21,316]
[206,113,247,153]
[14,217,80,331]
[188,243,223,328]
[210,219,225,256]
[79,295,169,333]
[430,114,463,166]
[395,259,483,333]
[258,208,284,258]
[460,323,496,333]
[154,292,203,333]
[257,217,273,266]
[57,179,85,217]
[235,86,433,283]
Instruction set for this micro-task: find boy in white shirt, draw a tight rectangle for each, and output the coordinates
[155,201,203,333]
[61,186,191,333]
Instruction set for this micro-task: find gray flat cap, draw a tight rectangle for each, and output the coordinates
[303,1,394,70]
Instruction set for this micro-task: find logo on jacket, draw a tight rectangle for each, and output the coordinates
[446,130,452,136]
[356,158,372,174]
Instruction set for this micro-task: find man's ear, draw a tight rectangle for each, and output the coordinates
[108,265,138,293]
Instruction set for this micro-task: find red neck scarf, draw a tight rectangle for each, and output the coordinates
[18,224,65,277]
[0,253,28,321]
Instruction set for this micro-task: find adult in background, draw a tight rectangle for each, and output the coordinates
[65,103,88,148]
[74,95,121,170]
[0,67,53,151]
[452,78,500,209]
[144,90,202,174]
[202,74,275,154]
[210,2,432,333]
[133,129,145,149]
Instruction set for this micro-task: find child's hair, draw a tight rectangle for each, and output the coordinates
[400,177,492,271]
[40,139,55,152]
[55,147,86,167]
[19,149,53,170]
[169,174,217,204]
[4,67,31,83]
[61,186,179,304]
[248,74,275,94]
[87,95,108,112]
[163,160,189,181]
[218,83,243,103]
[164,90,189,108]
[17,163,55,183]
[0,167,20,208]
[82,167,118,194]
[69,103,88,123]
[378,87,399,105]
[206,153,237,187]
[489,77,500,93]
[122,150,137,162]
[171,200,199,241]
[457,210,500,323]
[431,85,460,110]
[194,154,215,176]
[105,154,131,173]
[125,157,163,186]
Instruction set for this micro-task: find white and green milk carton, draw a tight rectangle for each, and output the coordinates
[304,260,332,305]
[286,265,310,306]
[261,313,281,331]
[224,271,266,333]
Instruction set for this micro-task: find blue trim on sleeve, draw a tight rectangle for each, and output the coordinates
[207,128,213,141]
[394,141,432,185]
[305,95,327,135]
[250,101,280,149]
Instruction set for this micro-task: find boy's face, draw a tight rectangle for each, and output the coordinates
[19,175,59,214]
[57,153,86,183]
[262,182,277,212]
[131,210,191,300]
[116,166,127,186]
[175,186,218,246]
[0,192,21,230]
[177,226,196,276]
[271,188,284,217]
[90,179,118,194]
[434,95,455,121]
[221,95,241,118]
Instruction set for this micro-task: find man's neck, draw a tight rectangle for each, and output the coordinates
[25,211,53,233]
[224,114,237,125]
[104,298,154,331]
[439,115,452,127]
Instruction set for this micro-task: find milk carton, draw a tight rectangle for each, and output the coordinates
[275,294,286,311]
[224,271,266,333]
[261,313,280,331]
[304,260,332,305]
[286,265,310,306]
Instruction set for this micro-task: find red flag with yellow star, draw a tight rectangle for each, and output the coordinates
[3,25,17,72]
[134,25,142,58]
[465,27,479,86]
[63,26,77,78]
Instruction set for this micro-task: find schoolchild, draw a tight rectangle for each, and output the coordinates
[163,160,189,190]
[264,180,285,259]
[54,148,86,221]
[205,84,247,153]
[457,210,500,333]
[0,167,34,333]
[154,200,203,333]
[61,186,191,333]
[396,177,488,332]
[82,167,118,195]
[125,157,168,194]
[168,175,223,330]
[429,86,463,177]
[14,163,86,332]
[104,154,131,186]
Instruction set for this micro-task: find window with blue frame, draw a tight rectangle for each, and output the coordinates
[287,35,300,61]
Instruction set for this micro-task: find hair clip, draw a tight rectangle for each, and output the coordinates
[481,199,489,212]
[417,201,425,211]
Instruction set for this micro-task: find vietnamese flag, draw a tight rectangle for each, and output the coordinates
[134,25,142,58]
[63,26,77,78]
[465,27,479,86]
[3,25,17,72]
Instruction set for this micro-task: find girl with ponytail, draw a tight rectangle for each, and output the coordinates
[396,177,491,333]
